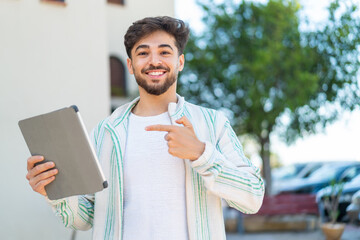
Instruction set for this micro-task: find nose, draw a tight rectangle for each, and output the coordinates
[149,53,162,66]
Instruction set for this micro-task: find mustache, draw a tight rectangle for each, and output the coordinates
[141,65,170,73]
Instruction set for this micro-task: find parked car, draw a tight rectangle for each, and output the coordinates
[272,163,308,181]
[297,162,324,178]
[346,190,360,224]
[277,161,360,194]
[317,173,360,222]
[272,162,323,194]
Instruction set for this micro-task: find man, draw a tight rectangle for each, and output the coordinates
[26,16,264,240]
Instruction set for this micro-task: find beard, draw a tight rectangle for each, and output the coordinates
[134,65,178,96]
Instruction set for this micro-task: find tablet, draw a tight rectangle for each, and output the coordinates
[19,105,108,200]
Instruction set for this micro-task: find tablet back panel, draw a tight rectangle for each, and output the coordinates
[19,106,107,200]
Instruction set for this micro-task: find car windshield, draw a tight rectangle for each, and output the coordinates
[273,164,305,180]
[297,163,322,178]
[308,165,338,181]
[349,173,360,184]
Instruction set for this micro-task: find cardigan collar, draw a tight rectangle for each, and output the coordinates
[107,94,185,127]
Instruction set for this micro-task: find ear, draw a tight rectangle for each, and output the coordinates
[178,54,185,72]
[126,58,134,75]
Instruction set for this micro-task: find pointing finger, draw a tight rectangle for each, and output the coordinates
[145,124,175,132]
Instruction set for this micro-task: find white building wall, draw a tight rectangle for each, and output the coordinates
[0,0,109,239]
[0,0,174,239]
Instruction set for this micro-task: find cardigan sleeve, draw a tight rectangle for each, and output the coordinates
[191,112,265,214]
[46,194,94,230]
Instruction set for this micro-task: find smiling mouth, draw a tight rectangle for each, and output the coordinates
[145,69,168,79]
[142,66,170,78]
[147,71,166,76]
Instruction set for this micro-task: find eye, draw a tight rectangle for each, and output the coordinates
[161,51,171,55]
[138,52,148,56]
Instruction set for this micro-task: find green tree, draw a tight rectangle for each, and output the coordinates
[178,0,360,194]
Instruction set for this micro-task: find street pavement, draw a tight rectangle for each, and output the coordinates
[226,224,360,240]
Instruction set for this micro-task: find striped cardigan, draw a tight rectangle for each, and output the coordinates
[48,95,264,240]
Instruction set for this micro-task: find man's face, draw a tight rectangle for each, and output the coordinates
[126,30,185,96]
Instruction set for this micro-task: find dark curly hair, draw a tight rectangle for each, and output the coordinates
[124,16,190,58]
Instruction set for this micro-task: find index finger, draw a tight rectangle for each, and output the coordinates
[27,155,44,171]
[145,124,175,132]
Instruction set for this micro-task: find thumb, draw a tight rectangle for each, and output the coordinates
[175,116,193,129]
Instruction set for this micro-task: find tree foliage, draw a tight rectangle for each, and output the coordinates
[178,0,360,193]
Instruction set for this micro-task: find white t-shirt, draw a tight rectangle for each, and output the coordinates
[122,112,188,240]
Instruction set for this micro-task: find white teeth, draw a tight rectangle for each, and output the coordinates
[148,71,164,76]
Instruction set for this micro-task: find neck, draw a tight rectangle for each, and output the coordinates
[132,86,177,116]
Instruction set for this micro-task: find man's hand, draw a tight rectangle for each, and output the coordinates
[26,156,58,196]
[145,116,205,161]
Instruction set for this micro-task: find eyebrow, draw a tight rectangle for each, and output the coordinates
[134,44,173,53]
[135,44,149,53]
[159,44,173,50]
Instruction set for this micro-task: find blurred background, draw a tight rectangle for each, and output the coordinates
[0,0,359,239]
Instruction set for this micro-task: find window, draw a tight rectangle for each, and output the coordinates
[108,0,125,5]
[41,0,66,5]
[110,56,127,98]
